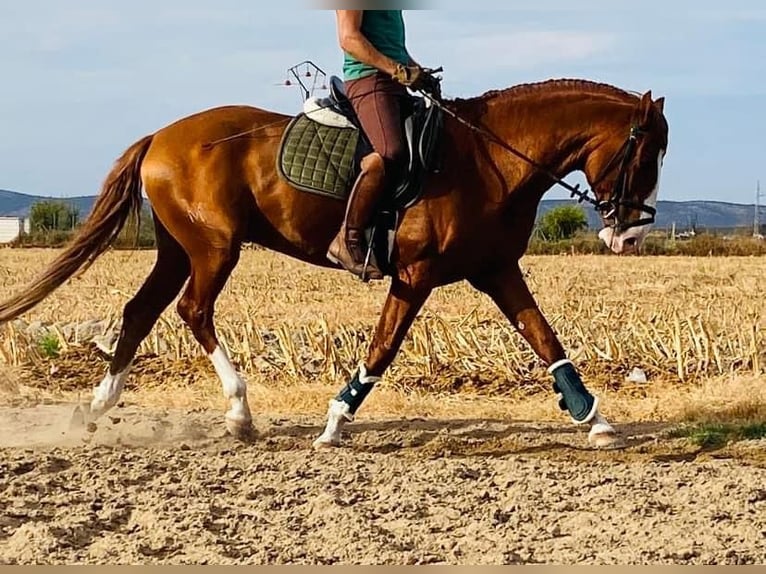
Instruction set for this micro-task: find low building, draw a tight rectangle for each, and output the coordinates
[0,216,29,244]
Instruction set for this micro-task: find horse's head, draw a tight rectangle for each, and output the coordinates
[584,90,669,254]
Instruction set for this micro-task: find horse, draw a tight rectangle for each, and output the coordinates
[0,77,669,450]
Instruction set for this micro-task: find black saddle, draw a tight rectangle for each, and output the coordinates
[327,75,444,210]
[276,74,445,277]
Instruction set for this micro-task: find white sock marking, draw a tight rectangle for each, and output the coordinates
[314,400,353,448]
[588,411,618,447]
[90,365,131,415]
[314,363,382,448]
[210,346,252,425]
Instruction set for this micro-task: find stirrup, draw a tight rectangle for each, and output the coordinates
[361,243,375,282]
[326,238,383,281]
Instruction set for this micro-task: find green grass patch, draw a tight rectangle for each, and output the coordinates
[669,422,766,448]
[37,331,61,359]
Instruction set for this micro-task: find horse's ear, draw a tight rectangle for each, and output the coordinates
[654,96,665,114]
[638,90,654,125]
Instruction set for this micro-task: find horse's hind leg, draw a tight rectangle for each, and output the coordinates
[89,215,190,417]
[314,278,432,448]
[175,242,253,439]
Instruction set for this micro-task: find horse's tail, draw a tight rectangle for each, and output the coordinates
[0,134,154,325]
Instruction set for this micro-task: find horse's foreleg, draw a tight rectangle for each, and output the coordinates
[470,263,620,448]
[314,279,431,448]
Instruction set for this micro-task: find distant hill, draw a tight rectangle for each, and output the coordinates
[0,190,96,218]
[536,198,759,231]
[1,188,759,231]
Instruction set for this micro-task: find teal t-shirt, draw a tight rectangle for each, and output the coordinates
[342,10,410,81]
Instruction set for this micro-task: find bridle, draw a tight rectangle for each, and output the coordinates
[417,74,657,233]
[587,125,656,231]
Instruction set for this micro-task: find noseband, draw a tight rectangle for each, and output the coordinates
[587,125,656,232]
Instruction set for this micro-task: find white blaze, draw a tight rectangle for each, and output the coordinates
[599,149,666,253]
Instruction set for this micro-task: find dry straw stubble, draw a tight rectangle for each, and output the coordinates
[0,249,763,412]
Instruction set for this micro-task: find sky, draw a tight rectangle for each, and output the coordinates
[0,0,764,204]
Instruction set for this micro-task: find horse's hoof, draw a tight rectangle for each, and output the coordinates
[312,435,342,450]
[69,404,91,430]
[588,430,625,450]
[225,417,256,442]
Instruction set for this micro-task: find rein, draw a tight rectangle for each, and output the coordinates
[417,80,655,232]
[201,75,655,232]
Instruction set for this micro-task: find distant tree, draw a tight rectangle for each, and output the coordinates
[29,200,79,232]
[114,205,157,248]
[537,205,589,241]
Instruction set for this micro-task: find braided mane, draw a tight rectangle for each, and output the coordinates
[448,78,641,107]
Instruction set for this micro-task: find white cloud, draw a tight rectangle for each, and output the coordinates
[449,30,616,71]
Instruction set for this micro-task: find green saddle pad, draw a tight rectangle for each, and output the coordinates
[277,113,360,200]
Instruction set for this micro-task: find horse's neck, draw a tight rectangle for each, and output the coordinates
[480,92,633,198]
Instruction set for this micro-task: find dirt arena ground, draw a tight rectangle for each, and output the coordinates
[1,394,765,565]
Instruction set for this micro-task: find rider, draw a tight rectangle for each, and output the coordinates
[327,10,439,281]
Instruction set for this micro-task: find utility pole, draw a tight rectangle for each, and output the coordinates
[756,180,764,238]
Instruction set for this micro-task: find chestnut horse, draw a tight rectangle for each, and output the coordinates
[0,78,668,449]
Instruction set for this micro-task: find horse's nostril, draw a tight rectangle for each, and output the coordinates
[624,237,637,247]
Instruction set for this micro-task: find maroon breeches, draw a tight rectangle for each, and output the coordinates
[345,72,411,177]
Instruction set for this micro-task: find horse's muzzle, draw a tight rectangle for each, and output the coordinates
[598,224,652,254]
